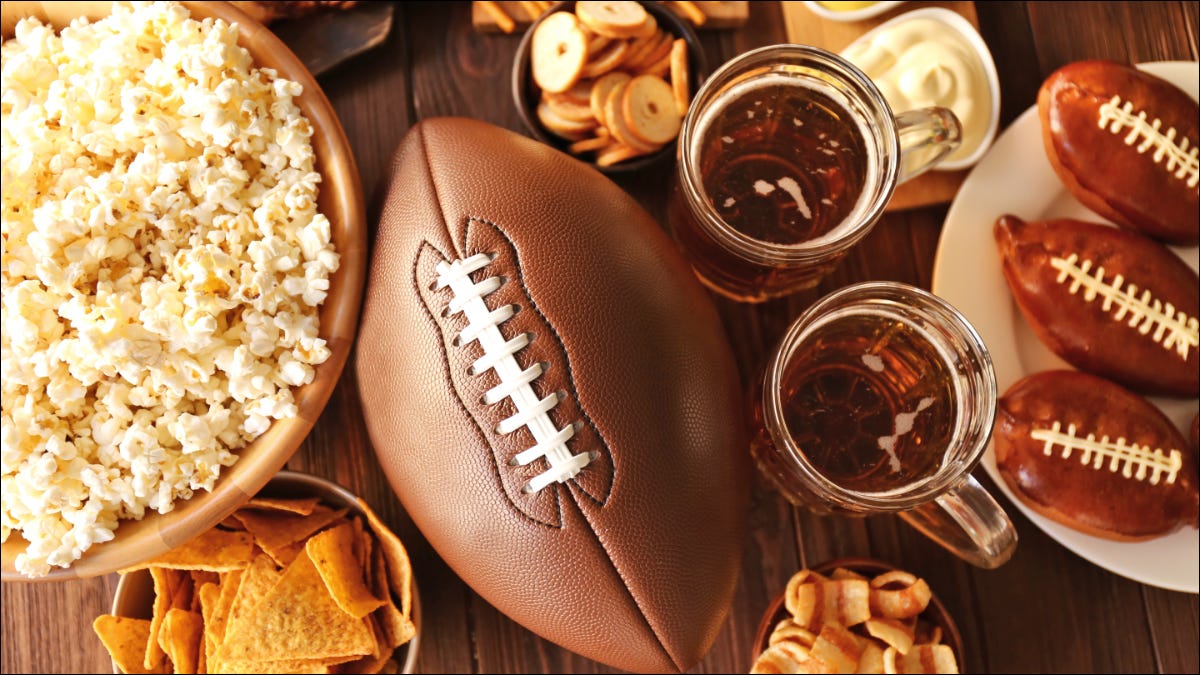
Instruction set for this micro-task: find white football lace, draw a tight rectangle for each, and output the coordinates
[1097,94,1199,188]
[1031,421,1181,485]
[1049,253,1199,361]
[436,253,593,494]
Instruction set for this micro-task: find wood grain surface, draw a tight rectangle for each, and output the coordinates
[2,2,1198,674]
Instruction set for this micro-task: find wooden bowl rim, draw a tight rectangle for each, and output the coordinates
[1,0,366,582]
[751,556,965,670]
[510,0,709,174]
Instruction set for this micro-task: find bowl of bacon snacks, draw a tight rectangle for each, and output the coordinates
[751,558,962,675]
[94,471,418,674]
[512,0,707,171]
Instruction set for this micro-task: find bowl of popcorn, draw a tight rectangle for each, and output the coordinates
[97,471,419,674]
[751,558,964,674]
[1,1,366,580]
[511,0,707,172]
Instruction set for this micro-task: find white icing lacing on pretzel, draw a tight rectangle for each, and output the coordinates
[1049,253,1199,361]
[1097,94,1200,188]
[1031,421,1181,485]
[436,253,594,494]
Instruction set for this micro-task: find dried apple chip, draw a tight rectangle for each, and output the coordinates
[789,579,872,630]
[858,642,886,674]
[869,572,932,619]
[882,644,959,674]
[809,623,865,674]
[866,617,918,654]
[769,617,817,650]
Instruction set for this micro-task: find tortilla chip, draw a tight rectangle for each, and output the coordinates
[377,659,399,674]
[221,554,281,645]
[258,538,307,569]
[212,658,338,674]
[218,516,245,531]
[306,523,386,619]
[369,545,416,650]
[122,529,256,573]
[357,498,412,619]
[145,567,178,670]
[242,496,321,515]
[161,609,204,674]
[233,505,349,554]
[93,615,168,675]
[208,568,244,648]
[218,552,375,663]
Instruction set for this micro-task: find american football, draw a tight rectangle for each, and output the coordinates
[355,117,749,673]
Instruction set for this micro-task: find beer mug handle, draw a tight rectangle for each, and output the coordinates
[897,475,1018,569]
[894,106,963,183]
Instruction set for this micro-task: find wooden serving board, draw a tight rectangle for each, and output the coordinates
[472,1,749,33]
[783,1,980,212]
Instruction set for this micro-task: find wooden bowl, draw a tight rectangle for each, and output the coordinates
[110,471,420,674]
[511,0,708,174]
[0,1,366,581]
[751,557,964,670]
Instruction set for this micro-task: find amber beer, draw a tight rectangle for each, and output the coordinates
[751,305,956,499]
[751,283,1017,568]
[669,45,962,302]
[669,76,874,300]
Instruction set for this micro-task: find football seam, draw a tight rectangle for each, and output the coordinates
[412,238,564,529]
[455,220,677,669]
[462,215,614,508]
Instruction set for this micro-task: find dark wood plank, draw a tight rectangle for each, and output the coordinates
[1143,588,1200,673]
[0,575,119,674]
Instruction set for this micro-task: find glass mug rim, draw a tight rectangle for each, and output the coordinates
[677,43,902,265]
[761,281,998,511]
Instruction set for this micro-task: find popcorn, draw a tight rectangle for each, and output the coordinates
[1,1,339,577]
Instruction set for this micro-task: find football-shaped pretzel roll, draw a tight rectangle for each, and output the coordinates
[994,215,1199,397]
[356,118,749,673]
[995,370,1200,541]
[1038,60,1199,245]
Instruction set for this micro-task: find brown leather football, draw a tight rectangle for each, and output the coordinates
[355,118,749,673]
[994,215,1199,397]
[995,370,1199,541]
[1037,60,1198,245]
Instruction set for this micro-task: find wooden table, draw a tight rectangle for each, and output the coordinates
[3,2,1198,673]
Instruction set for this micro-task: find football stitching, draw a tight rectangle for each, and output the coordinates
[464,215,615,509]
[412,239,562,528]
[1030,420,1183,485]
[434,252,595,494]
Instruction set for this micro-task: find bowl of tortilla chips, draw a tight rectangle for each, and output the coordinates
[96,471,419,674]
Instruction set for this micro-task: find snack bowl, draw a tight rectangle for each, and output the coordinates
[109,470,420,674]
[1,1,366,581]
[841,7,1001,171]
[751,557,963,671]
[511,0,707,173]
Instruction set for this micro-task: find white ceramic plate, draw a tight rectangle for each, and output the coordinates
[932,61,1200,594]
